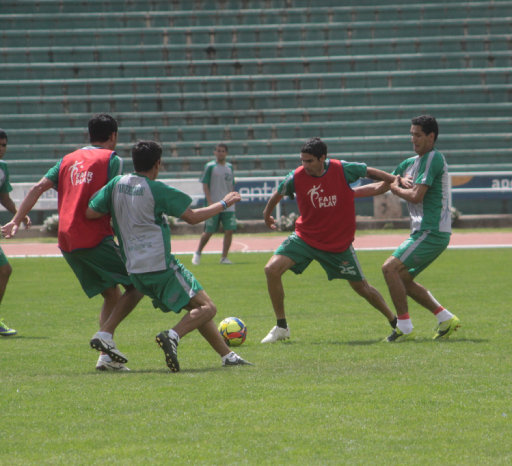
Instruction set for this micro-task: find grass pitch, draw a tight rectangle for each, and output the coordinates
[1,248,511,464]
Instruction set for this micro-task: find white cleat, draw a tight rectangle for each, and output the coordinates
[222,351,253,366]
[90,332,128,363]
[220,257,233,264]
[192,252,201,265]
[261,325,290,343]
[96,354,130,371]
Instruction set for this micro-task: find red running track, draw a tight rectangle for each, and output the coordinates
[3,231,512,257]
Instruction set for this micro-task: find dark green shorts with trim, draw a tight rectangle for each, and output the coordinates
[393,230,450,277]
[62,237,132,298]
[130,256,203,313]
[275,233,365,281]
[204,211,237,233]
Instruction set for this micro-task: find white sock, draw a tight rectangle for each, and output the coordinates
[435,309,454,323]
[222,351,235,362]
[97,331,113,340]
[397,318,414,334]
[168,329,180,343]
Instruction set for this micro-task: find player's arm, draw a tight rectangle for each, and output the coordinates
[86,183,113,220]
[85,207,105,219]
[353,181,389,198]
[390,178,429,204]
[353,167,396,198]
[180,191,241,225]
[2,177,53,238]
[0,193,32,228]
[262,190,284,230]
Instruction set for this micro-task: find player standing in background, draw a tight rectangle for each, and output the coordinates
[1,114,143,368]
[0,129,31,336]
[354,115,460,341]
[192,143,237,265]
[260,137,398,343]
[86,140,252,371]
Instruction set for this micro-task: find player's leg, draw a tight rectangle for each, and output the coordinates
[220,230,234,263]
[262,234,312,343]
[95,284,144,339]
[381,256,415,341]
[261,254,295,343]
[192,215,218,265]
[220,212,237,264]
[325,245,396,328]
[348,279,397,327]
[264,254,294,320]
[0,252,16,336]
[382,255,410,316]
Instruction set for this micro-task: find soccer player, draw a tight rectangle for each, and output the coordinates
[260,137,398,343]
[86,140,252,371]
[354,115,460,341]
[0,129,31,336]
[192,143,237,265]
[1,114,143,369]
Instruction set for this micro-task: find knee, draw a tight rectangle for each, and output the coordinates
[203,300,217,320]
[382,258,399,278]
[264,261,280,280]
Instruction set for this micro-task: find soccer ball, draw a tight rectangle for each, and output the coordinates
[218,317,247,346]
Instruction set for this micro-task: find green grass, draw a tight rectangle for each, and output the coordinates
[1,249,511,464]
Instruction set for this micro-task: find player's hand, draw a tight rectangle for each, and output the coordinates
[264,215,277,230]
[399,175,413,189]
[1,221,19,239]
[223,191,241,207]
[22,215,31,228]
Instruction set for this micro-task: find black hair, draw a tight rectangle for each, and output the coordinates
[88,113,118,143]
[0,129,7,141]
[132,140,162,172]
[300,137,327,159]
[216,143,228,152]
[411,115,439,141]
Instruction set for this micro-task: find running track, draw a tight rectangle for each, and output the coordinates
[4,231,512,257]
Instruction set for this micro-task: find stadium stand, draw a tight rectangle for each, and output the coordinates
[0,0,512,184]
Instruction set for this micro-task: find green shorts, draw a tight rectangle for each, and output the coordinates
[0,246,8,267]
[275,233,365,281]
[62,237,132,298]
[130,256,203,313]
[392,230,451,277]
[204,211,237,233]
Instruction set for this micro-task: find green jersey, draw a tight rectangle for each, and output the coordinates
[89,173,192,273]
[0,161,12,193]
[200,160,235,212]
[393,149,451,233]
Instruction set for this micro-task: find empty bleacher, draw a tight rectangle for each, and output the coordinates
[1,0,511,185]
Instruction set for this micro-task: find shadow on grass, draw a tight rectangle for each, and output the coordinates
[89,366,256,375]
[314,337,488,346]
[0,335,49,340]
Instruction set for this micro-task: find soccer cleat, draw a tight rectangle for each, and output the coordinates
[90,333,128,363]
[383,328,415,342]
[96,354,130,371]
[433,315,461,340]
[220,257,233,264]
[156,331,180,372]
[222,352,254,366]
[191,252,201,265]
[0,318,17,336]
[260,325,290,343]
